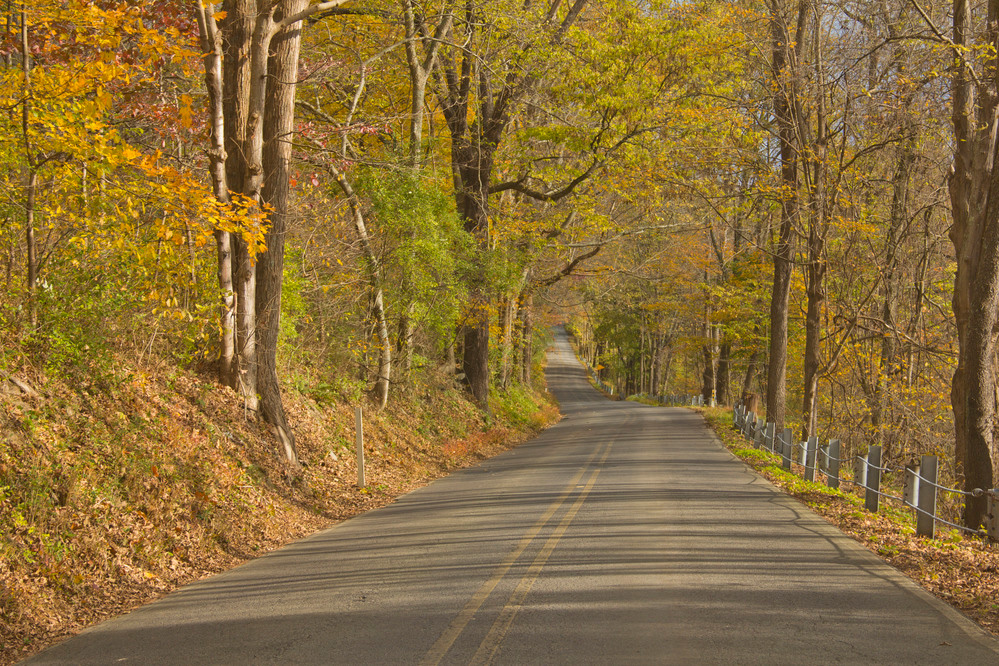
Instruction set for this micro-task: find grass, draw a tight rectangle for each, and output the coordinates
[0,361,559,665]
[700,406,999,638]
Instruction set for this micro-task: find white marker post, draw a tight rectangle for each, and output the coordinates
[355,406,366,488]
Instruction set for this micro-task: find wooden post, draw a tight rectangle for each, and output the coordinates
[355,406,366,488]
[916,454,936,538]
[826,439,841,490]
[764,422,775,453]
[865,445,882,513]
[804,436,817,482]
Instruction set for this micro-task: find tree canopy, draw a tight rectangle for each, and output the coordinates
[0,0,995,528]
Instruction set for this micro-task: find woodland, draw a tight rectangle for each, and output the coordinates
[2,0,999,658]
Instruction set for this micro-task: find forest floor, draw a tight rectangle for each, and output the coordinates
[701,407,999,638]
[0,360,559,665]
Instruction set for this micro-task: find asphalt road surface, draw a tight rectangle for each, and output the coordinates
[27,328,999,664]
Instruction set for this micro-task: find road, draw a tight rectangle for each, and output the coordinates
[27,328,999,664]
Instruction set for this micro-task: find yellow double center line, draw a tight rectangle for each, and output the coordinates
[421,441,612,666]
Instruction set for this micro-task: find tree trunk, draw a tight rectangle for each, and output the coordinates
[701,344,715,403]
[221,0,257,410]
[256,0,309,468]
[949,0,999,527]
[715,342,731,406]
[741,349,761,404]
[396,302,415,382]
[20,10,37,329]
[402,0,451,167]
[766,0,804,431]
[455,155,494,409]
[215,0,353,462]
[521,292,533,387]
[499,295,517,389]
[25,169,37,329]
[196,1,236,387]
[801,6,826,441]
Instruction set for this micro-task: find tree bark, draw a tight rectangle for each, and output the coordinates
[20,8,37,329]
[766,0,804,430]
[741,349,761,404]
[948,0,999,527]
[256,0,309,467]
[196,1,236,387]
[801,3,825,440]
[221,0,258,410]
[521,291,533,387]
[715,341,731,406]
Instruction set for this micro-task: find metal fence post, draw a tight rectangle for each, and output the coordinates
[853,455,866,491]
[826,439,841,490]
[916,454,937,538]
[865,445,882,513]
[986,493,999,542]
[903,463,918,508]
[804,436,818,482]
[781,428,792,471]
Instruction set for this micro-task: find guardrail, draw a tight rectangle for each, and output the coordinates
[731,403,999,541]
[583,364,615,396]
[654,393,706,407]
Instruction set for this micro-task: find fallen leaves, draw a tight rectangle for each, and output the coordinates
[0,363,558,665]
[704,409,999,637]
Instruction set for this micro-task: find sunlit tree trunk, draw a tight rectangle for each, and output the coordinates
[949,0,999,527]
[801,2,826,440]
[196,1,236,387]
[766,0,805,431]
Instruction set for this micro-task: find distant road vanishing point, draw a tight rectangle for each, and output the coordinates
[27,327,999,664]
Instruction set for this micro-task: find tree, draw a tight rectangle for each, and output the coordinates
[947,0,999,527]
[765,0,805,433]
[429,0,597,410]
[197,0,352,467]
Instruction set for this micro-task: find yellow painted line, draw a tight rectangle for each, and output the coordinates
[469,445,610,665]
[419,443,610,666]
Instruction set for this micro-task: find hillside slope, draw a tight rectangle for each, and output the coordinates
[0,363,557,664]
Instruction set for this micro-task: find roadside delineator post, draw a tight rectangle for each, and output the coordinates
[781,428,792,471]
[903,463,918,508]
[853,455,867,491]
[916,454,937,538]
[826,439,841,490]
[865,445,882,513]
[986,491,999,542]
[355,406,366,488]
[804,436,818,482]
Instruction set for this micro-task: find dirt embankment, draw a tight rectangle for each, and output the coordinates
[0,366,558,664]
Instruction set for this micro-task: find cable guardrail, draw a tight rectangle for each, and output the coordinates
[730,402,999,541]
